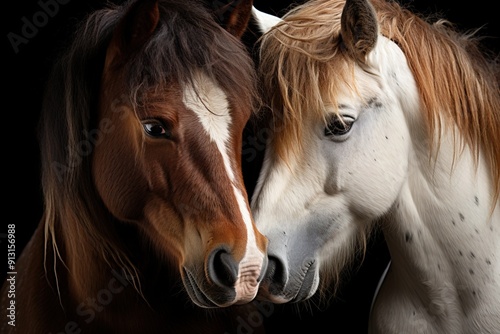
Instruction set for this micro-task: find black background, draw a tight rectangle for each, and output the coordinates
[3,0,499,333]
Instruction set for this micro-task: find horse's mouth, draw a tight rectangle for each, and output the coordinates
[258,259,318,304]
[182,267,236,308]
[183,268,218,308]
[291,259,318,303]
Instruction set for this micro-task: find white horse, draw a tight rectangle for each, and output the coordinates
[251,0,500,333]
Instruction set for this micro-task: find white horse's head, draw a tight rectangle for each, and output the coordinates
[251,0,500,309]
[251,0,418,303]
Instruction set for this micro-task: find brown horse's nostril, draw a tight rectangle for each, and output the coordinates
[208,247,238,287]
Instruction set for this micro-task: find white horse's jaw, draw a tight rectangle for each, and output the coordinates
[252,6,282,34]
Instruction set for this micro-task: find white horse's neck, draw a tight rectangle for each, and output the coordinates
[374,129,500,333]
[368,36,500,334]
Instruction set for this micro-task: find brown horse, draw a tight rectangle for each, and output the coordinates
[0,0,269,333]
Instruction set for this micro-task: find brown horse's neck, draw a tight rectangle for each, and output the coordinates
[47,215,180,329]
[56,215,142,303]
[2,217,262,334]
[52,212,177,307]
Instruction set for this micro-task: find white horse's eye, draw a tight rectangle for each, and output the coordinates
[324,115,355,139]
[142,119,172,139]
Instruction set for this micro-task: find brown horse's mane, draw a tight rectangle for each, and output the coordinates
[259,0,500,201]
[258,0,500,298]
[38,0,258,298]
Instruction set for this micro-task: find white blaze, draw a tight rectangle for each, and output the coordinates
[182,72,263,300]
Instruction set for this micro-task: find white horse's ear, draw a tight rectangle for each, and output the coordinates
[340,0,378,63]
[252,6,282,34]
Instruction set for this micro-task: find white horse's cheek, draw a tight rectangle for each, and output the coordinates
[341,124,409,218]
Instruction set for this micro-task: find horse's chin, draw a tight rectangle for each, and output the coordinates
[257,262,319,304]
[182,267,239,308]
[182,268,218,308]
[292,266,319,302]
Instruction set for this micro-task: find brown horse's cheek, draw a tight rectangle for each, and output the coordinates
[143,198,187,266]
[92,115,148,222]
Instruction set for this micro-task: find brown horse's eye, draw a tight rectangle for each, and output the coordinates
[142,120,172,139]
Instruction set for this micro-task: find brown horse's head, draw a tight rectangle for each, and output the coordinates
[41,0,267,308]
[94,0,267,307]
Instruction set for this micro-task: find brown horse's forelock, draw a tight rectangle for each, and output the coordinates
[127,1,259,111]
[38,0,258,297]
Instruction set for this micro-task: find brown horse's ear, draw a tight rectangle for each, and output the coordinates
[105,0,160,67]
[340,0,378,63]
[210,0,254,37]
